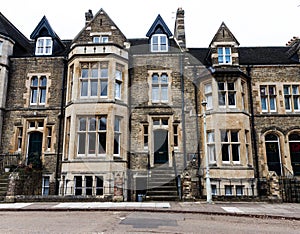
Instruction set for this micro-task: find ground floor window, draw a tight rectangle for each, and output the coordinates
[74,175,104,196]
[42,176,50,196]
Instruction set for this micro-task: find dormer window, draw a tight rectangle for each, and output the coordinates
[151,34,168,52]
[218,47,231,64]
[93,36,109,43]
[35,37,53,55]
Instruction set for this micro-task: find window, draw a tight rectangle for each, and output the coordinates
[114,117,121,155]
[46,127,52,150]
[17,127,23,151]
[241,81,247,110]
[207,131,216,163]
[153,117,169,128]
[96,176,104,195]
[218,47,231,64]
[42,176,50,196]
[218,81,236,107]
[151,34,168,52]
[245,130,250,165]
[67,65,74,102]
[204,83,213,110]
[173,124,179,149]
[77,116,107,157]
[221,130,240,163]
[211,184,217,195]
[225,185,233,196]
[236,185,244,196]
[143,125,149,149]
[115,65,123,99]
[284,85,300,112]
[80,62,108,98]
[151,73,169,103]
[35,37,53,55]
[30,76,47,105]
[0,41,3,56]
[28,120,44,129]
[289,133,300,176]
[260,85,276,112]
[85,176,93,196]
[93,36,109,43]
[74,176,83,195]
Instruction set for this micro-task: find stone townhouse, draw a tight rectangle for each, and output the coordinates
[0,14,70,195]
[0,6,300,201]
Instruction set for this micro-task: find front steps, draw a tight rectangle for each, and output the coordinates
[0,173,9,201]
[145,165,179,201]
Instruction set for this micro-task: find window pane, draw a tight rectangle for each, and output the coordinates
[78,133,86,154]
[40,77,47,86]
[82,68,88,78]
[98,132,106,154]
[222,144,229,161]
[161,74,168,83]
[91,69,98,78]
[152,36,158,44]
[114,134,120,154]
[261,97,267,111]
[99,117,107,130]
[231,132,238,142]
[205,84,212,93]
[115,82,121,99]
[101,68,108,77]
[208,132,215,142]
[152,74,159,83]
[40,89,46,103]
[221,130,228,142]
[292,85,299,94]
[284,85,290,95]
[161,86,168,101]
[285,97,291,110]
[218,92,226,105]
[270,97,276,111]
[294,97,299,110]
[31,89,38,103]
[91,80,98,96]
[96,177,104,195]
[88,133,96,154]
[79,118,86,131]
[81,81,88,96]
[228,92,235,105]
[100,81,108,96]
[89,118,96,131]
[152,86,159,101]
[232,144,240,161]
[208,145,216,162]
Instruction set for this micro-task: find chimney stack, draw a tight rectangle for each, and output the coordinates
[85,9,93,25]
[174,7,186,50]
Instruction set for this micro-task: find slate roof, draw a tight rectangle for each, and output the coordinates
[0,12,31,56]
[187,46,299,66]
[129,38,181,54]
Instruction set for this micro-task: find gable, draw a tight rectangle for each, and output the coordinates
[30,16,57,39]
[146,14,172,38]
[209,22,239,47]
[72,8,127,47]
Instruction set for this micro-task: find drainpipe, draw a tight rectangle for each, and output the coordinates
[55,57,67,195]
[127,63,132,201]
[180,53,187,169]
[246,65,260,195]
[192,67,201,196]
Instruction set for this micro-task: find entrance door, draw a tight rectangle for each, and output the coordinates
[27,132,43,168]
[289,133,300,176]
[265,134,282,176]
[154,129,168,164]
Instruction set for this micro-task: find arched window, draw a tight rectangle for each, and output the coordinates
[289,133,300,175]
[30,75,47,105]
[265,133,282,176]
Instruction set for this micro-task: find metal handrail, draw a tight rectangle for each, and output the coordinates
[172,150,181,200]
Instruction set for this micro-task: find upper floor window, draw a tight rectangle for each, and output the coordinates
[115,65,123,99]
[204,83,213,110]
[114,117,121,156]
[0,41,3,56]
[151,34,168,52]
[218,81,236,107]
[77,116,107,157]
[151,73,169,103]
[35,37,53,55]
[30,75,47,105]
[260,85,276,112]
[284,84,300,112]
[207,131,216,163]
[93,36,109,43]
[218,47,231,64]
[80,62,108,98]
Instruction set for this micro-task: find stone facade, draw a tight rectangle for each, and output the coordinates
[0,7,300,201]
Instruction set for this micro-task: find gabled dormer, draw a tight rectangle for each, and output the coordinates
[72,8,127,48]
[146,14,173,52]
[209,22,240,66]
[30,16,65,56]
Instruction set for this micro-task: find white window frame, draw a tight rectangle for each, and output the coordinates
[115,67,123,100]
[218,81,236,108]
[42,176,50,196]
[218,47,232,65]
[35,37,53,55]
[77,116,107,157]
[114,117,121,156]
[151,34,168,52]
[204,83,213,110]
[284,84,300,112]
[151,73,169,103]
[207,131,216,163]
[221,130,240,164]
[260,85,277,112]
[0,41,3,56]
[93,36,109,43]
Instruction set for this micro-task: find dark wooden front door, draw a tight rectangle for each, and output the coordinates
[27,132,43,168]
[154,129,168,164]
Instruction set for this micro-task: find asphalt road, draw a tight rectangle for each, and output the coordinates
[1,211,299,233]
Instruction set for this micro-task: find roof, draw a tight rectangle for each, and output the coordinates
[0,12,31,55]
[146,14,173,38]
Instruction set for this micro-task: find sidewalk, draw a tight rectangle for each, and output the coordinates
[0,201,300,220]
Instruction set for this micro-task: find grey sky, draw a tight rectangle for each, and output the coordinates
[1,0,300,47]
